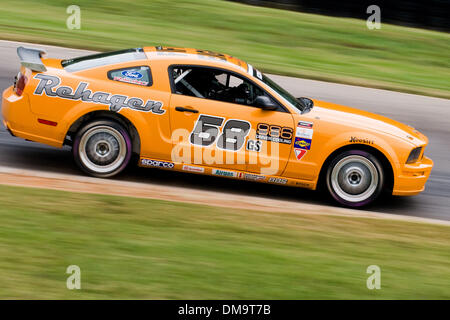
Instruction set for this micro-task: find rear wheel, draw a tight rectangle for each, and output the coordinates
[73,120,132,178]
[326,150,384,207]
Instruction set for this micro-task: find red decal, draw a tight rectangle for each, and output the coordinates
[295,149,307,160]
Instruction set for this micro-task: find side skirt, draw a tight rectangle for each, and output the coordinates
[139,157,317,190]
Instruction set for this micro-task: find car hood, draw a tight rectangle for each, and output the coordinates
[309,100,428,145]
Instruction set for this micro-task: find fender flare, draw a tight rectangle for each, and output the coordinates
[61,104,148,155]
[317,131,400,191]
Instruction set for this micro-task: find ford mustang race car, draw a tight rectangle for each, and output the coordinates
[2,46,433,207]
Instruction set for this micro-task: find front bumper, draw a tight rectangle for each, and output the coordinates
[392,155,433,196]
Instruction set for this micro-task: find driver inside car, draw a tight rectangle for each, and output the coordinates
[187,69,225,99]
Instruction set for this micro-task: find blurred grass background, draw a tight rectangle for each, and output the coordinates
[0,0,449,98]
[0,185,449,299]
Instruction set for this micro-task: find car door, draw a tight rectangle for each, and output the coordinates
[168,65,295,176]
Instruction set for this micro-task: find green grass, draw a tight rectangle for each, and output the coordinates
[0,184,449,299]
[0,0,449,98]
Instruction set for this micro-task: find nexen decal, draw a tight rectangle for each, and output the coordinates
[33,74,165,114]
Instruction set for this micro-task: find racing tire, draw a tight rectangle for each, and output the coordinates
[326,150,384,207]
[73,120,132,178]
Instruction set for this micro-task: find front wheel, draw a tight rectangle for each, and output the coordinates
[73,120,132,178]
[326,150,384,207]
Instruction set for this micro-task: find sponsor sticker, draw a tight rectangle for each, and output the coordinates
[268,177,288,184]
[256,124,293,145]
[294,137,312,150]
[121,70,143,79]
[238,172,266,181]
[255,134,292,145]
[294,122,312,161]
[298,121,313,128]
[349,136,374,145]
[113,76,149,86]
[296,126,313,139]
[141,159,174,169]
[294,149,307,160]
[212,169,237,178]
[182,165,205,173]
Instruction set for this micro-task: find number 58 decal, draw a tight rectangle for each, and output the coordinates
[190,115,251,151]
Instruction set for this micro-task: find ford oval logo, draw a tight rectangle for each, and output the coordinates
[121,70,143,79]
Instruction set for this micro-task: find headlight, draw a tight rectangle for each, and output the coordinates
[406,147,423,164]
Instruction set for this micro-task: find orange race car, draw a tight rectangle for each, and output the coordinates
[2,46,433,207]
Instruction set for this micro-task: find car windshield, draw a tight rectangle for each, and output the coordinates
[258,73,305,112]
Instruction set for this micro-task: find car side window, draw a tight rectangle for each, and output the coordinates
[170,66,279,108]
[107,66,152,86]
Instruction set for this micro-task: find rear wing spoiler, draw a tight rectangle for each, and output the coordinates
[17,46,47,72]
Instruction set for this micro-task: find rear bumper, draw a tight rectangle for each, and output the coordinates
[392,156,433,196]
[2,86,62,147]
[4,125,15,137]
[2,86,31,132]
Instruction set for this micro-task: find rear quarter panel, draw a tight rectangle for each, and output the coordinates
[24,59,173,159]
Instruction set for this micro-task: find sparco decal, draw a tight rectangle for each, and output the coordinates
[141,159,174,168]
[33,74,165,114]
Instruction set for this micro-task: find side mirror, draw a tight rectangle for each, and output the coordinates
[298,97,314,109]
[254,95,277,111]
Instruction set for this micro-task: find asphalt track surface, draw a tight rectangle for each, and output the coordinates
[0,40,449,221]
